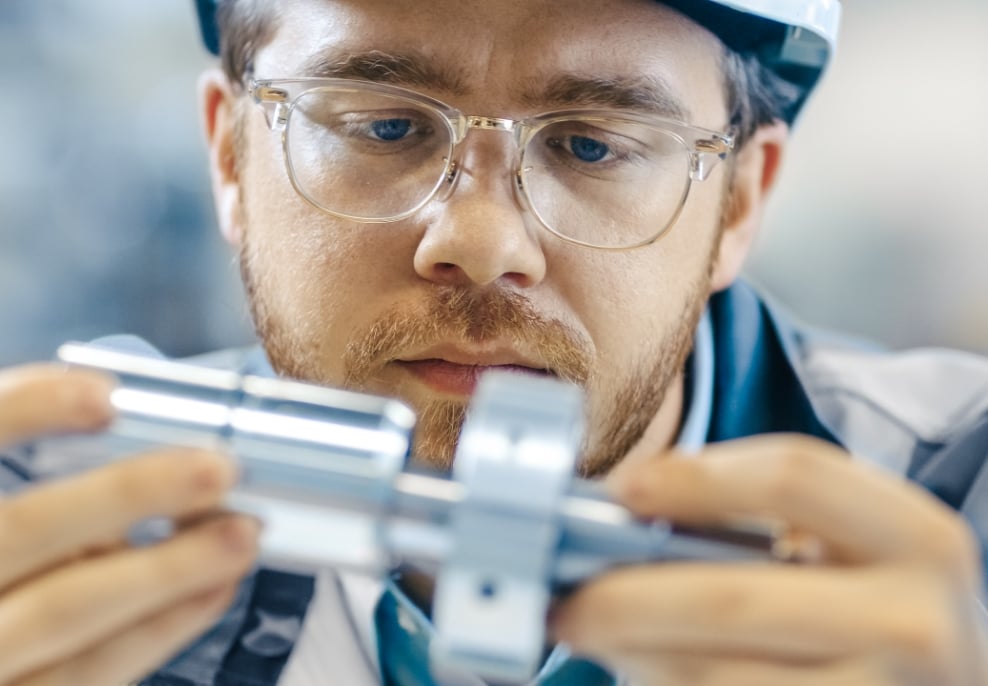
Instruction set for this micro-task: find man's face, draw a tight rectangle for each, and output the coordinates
[231,0,733,475]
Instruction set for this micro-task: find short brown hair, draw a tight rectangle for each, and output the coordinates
[217,0,277,91]
[721,49,801,147]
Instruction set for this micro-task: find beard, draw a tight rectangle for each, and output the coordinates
[240,242,711,479]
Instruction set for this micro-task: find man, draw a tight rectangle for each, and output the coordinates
[1,0,988,684]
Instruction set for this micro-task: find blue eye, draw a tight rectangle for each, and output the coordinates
[371,118,412,141]
[570,136,609,163]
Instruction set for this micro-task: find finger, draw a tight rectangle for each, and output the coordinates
[0,366,114,447]
[551,563,957,670]
[0,514,259,684]
[0,448,238,591]
[608,434,979,573]
[14,583,239,686]
[593,653,898,686]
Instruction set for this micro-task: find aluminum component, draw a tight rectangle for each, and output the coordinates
[20,342,797,682]
[431,372,583,681]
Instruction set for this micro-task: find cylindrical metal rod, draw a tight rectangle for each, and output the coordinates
[35,342,785,585]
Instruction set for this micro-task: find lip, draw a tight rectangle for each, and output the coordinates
[394,345,551,396]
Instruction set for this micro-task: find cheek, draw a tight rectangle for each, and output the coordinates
[642,176,726,298]
[240,141,422,357]
[583,270,679,365]
[240,142,359,339]
[563,209,719,363]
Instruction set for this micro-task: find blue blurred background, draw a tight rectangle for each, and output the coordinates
[1,1,986,367]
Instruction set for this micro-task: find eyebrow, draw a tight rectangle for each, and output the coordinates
[526,73,692,121]
[296,49,468,95]
[292,50,691,121]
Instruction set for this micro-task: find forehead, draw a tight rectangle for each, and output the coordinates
[254,0,727,123]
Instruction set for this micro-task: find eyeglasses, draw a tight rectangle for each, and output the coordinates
[248,77,735,251]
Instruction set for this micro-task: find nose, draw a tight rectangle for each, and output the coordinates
[413,135,546,288]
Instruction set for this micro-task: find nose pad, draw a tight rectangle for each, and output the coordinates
[513,169,530,214]
[435,156,530,217]
[436,159,461,203]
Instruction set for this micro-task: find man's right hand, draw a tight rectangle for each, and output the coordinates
[0,364,260,685]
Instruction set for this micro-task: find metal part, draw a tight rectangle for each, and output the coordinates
[25,342,794,682]
[432,372,583,680]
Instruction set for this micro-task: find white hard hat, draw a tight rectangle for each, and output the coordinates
[194,0,841,121]
[662,0,841,120]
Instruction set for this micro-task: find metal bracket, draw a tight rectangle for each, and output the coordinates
[431,371,584,682]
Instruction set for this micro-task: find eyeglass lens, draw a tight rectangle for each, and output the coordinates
[285,87,693,248]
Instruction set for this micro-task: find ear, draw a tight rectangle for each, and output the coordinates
[199,68,245,247]
[710,120,788,292]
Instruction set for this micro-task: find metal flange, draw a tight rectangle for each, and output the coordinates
[431,371,584,682]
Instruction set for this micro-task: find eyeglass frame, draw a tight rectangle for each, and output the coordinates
[247,76,736,251]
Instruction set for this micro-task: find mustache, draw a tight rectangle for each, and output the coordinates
[342,287,594,387]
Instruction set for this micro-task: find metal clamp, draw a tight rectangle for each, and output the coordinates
[431,371,584,681]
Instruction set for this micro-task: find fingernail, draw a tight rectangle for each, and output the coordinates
[64,372,117,426]
[188,450,239,494]
[218,515,262,554]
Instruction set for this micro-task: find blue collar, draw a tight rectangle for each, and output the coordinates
[679,309,715,452]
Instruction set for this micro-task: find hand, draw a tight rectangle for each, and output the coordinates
[550,435,988,685]
[0,365,260,685]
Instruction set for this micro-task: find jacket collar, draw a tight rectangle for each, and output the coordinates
[707,281,838,445]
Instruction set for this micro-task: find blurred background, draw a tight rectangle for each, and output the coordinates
[0,0,986,367]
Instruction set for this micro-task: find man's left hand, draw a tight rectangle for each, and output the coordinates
[550,435,988,685]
